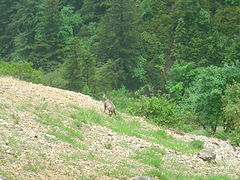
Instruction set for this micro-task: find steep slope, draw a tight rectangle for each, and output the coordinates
[0,77,240,180]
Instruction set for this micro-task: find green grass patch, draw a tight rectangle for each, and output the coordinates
[103,142,113,150]
[147,167,232,180]
[85,153,110,164]
[15,99,34,112]
[133,147,165,168]
[107,120,200,154]
[0,103,8,110]
[33,105,85,149]
[117,140,130,148]
[60,152,85,161]
[0,172,10,180]
[189,129,208,136]
[10,114,20,125]
[103,164,135,179]
[16,105,27,112]
[0,133,25,164]
[24,161,44,173]
[31,104,232,179]
[142,130,200,154]
[61,126,83,140]
[68,105,203,154]
[34,102,49,111]
[69,105,109,125]
[34,112,63,127]
[190,140,204,150]
[0,113,7,120]
[60,152,109,164]
[206,176,232,180]
[49,130,85,149]
[0,133,23,152]
[107,119,141,137]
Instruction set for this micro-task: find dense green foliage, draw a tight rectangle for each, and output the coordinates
[0,62,43,83]
[185,65,240,132]
[0,0,240,143]
[127,94,192,129]
[222,82,240,145]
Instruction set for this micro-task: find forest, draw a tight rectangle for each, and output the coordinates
[0,0,240,144]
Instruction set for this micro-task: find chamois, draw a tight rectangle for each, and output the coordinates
[103,94,116,116]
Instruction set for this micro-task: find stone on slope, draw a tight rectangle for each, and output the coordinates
[197,149,216,162]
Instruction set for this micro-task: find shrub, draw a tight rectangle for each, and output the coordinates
[213,131,229,140]
[0,62,43,83]
[185,65,240,133]
[222,82,240,132]
[107,87,134,112]
[229,127,240,146]
[190,140,204,150]
[127,94,194,129]
[43,66,67,89]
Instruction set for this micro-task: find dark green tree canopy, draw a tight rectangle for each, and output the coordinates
[96,0,142,89]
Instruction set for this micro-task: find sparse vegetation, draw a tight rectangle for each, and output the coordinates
[33,105,85,149]
[133,147,165,168]
[24,161,44,173]
[11,114,20,125]
[104,143,113,150]
[0,77,238,179]
[190,140,204,150]
[68,106,201,154]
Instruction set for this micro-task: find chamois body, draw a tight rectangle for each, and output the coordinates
[103,94,116,116]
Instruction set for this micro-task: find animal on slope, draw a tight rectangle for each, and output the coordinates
[103,94,116,116]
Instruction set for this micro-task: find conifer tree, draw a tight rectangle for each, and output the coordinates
[140,0,175,92]
[97,0,141,89]
[29,0,63,71]
[0,0,18,61]
[64,38,96,92]
[81,0,109,24]
[8,0,39,62]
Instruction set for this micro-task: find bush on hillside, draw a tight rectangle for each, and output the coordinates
[43,65,67,89]
[184,65,240,133]
[222,82,240,132]
[229,129,240,146]
[127,94,196,129]
[0,62,43,83]
[106,87,134,112]
[190,140,204,150]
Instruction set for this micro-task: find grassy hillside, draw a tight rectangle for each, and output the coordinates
[0,77,239,180]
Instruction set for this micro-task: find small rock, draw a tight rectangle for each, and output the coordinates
[197,149,216,162]
[108,132,113,136]
[45,134,56,139]
[212,141,220,147]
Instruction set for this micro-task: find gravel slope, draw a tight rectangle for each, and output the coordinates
[0,77,240,179]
